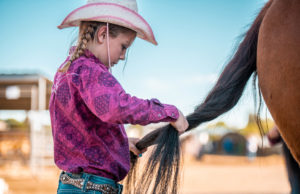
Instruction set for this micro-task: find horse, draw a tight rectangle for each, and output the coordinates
[125,0,300,193]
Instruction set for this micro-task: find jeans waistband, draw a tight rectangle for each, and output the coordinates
[61,171,123,193]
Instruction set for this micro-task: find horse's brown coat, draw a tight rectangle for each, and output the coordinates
[257,0,300,164]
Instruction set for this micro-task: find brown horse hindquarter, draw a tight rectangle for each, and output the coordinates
[257,0,300,163]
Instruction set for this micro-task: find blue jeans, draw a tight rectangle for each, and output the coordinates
[57,171,123,194]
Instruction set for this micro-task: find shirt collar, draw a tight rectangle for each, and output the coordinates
[68,46,109,70]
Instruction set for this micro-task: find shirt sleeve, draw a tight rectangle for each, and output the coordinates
[71,64,179,125]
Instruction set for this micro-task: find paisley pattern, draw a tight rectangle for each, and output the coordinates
[56,82,71,106]
[98,72,118,87]
[84,146,107,166]
[94,94,111,116]
[49,49,179,182]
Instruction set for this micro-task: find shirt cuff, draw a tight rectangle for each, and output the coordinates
[150,98,179,123]
[162,104,179,122]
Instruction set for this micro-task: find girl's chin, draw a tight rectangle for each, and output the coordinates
[104,64,115,68]
[104,62,117,68]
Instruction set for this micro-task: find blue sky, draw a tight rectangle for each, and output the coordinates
[0,0,271,128]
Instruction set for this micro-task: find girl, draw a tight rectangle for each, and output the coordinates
[50,0,188,193]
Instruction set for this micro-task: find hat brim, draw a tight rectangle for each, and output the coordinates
[58,3,157,45]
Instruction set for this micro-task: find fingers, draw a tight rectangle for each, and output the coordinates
[179,114,189,133]
[170,110,189,134]
[128,137,148,156]
[268,125,280,139]
[130,144,142,156]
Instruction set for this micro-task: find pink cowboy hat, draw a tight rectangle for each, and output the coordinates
[58,0,157,45]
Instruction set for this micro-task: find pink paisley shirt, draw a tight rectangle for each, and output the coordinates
[49,49,179,182]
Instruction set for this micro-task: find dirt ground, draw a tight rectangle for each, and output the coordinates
[0,155,290,194]
[181,155,290,194]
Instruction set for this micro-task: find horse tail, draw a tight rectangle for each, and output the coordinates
[126,1,274,194]
[189,0,273,128]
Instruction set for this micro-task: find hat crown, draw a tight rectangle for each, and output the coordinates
[87,0,138,12]
[59,0,157,45]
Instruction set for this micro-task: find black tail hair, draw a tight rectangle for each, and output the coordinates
[125,1,273,193]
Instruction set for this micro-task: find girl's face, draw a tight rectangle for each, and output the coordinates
[94,27,136,68]
[107,31,136,67]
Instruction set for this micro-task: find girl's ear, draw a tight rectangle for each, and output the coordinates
[96,26,107,44]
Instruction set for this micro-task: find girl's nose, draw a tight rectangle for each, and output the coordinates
[120,55,125,60]
[119,51,126,60]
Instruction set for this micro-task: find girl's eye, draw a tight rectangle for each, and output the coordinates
[122,45,127,50]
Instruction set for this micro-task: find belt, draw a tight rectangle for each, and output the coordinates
[60,173,119,194]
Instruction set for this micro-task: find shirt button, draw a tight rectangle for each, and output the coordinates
[171,113,175,117]
[158,114,161,117]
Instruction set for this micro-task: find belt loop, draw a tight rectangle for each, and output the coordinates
[117,183,123,194]
[82,173,91,192]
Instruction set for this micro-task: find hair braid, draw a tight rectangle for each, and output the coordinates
[58,21,135,73]
[58,22,99,73]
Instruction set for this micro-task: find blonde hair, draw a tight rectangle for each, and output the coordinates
[59,21,136,73]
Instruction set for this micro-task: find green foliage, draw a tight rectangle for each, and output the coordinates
[205,114,274,139]
[239,114,274,137]
[207,121,230,129]
[4,118,29,131]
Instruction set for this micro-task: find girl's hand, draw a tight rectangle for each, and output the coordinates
[128,137,147,156]
[170,110,189,135]
[268,125,280,139]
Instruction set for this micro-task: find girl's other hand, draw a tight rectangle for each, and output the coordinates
[268,125,280,139]
[170,110,189,135]
[128,137,147,156]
